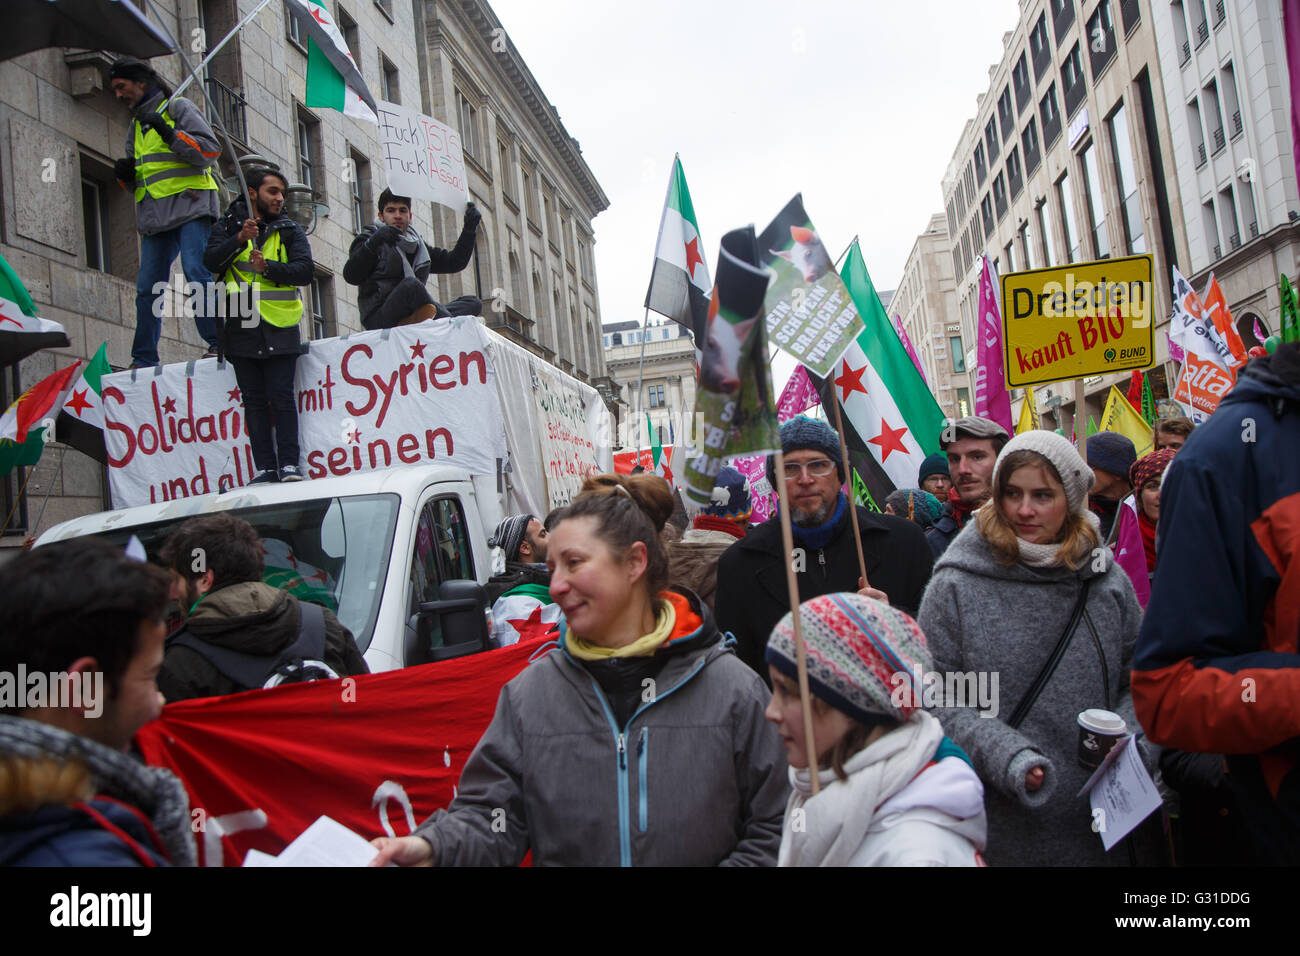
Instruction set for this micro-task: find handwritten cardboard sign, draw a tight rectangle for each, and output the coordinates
[376,99,469,212]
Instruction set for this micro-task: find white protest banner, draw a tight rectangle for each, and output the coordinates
[532,361,606,510]
[105,318,507,508]
[376,99,469,212]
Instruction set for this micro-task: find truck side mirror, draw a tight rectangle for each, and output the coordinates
[414,579,491,664]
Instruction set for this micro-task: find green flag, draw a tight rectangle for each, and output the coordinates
[1282,273,1300,343]
[1140,372,1157,427]
[851,467,880,513]
[0,425,46,476]
[1086,416,1099,437]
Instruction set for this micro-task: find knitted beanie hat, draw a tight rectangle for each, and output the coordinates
[884,488,944,529]
[1130,447,1176,491]
[917,451,950,484]
[701,465,752,521]
[765,592,933,724]
[488,513,533,562]
[1086,431,1138,481]
[992,430,1095,516]
[766,416,844,487]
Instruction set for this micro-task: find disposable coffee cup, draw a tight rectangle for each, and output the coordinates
[1077,709,1127,769]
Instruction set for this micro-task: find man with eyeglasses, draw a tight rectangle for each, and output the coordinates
[714,417,934,676]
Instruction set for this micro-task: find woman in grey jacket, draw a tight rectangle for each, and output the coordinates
[369,473,789,866]
[918,431,1154,866]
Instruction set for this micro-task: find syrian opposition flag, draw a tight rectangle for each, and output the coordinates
[56,342,110,463]
[288,0,378,123]
[0,251,68,367]
[0,361,81,473]
[646,413,675,487]
[817,242,947,507]
[645,155,711,346]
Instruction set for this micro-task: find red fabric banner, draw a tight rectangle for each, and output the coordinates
[134,637,549,866]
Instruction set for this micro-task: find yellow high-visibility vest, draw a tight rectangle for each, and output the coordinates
[224,229,303,328]
[132,99,220,202]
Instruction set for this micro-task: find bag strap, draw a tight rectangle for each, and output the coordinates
[167,601,329,691]
[1080,607,1111,711]
[1006,579,1093,729]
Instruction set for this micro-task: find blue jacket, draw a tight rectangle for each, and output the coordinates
[1132,345,1300,863]
[1,797,172,867]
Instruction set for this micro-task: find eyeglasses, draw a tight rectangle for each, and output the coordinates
[782,459,836,479]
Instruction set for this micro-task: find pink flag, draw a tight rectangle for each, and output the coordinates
[1166,331,1186,364]
[974,256,1014,434]
[1113,497,1151,609]
[893,314,927,385]
[777,365,820,423]
[729,452,776,523]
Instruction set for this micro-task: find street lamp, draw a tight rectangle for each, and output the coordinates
[283,183,329,236]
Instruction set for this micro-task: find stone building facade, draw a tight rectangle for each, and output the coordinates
[602,319,695,454]
[0,0,613,550]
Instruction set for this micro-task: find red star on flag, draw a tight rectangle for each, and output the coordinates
[684,237,704,279]
[310,6,328,25]
[868,418,909,462]
[66,388,93,417]
[508,605,559,643]
[834,361,868,402]
[162,397,177,414]
[410,340,427,359]
[307,569,329,585]
[227,387,241,402]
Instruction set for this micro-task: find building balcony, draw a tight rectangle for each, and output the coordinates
[1230,232,1241,250]
[1214,0,1225,27]
[205,77,248,147]
[1212,126,1226,153]
[558,358,574,375]
[1231,111,1243,137]
[1212,243,1221,259]
[1250,220,1259,238]
[1195,142,1207,167]
[1195,20,1209,48]
[1180,40,1191,65]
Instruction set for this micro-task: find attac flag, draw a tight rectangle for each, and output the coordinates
[0,360,80,447]
[1281,273,1300,343]
[56,342,111,463]
[645,155,711,347]
[288,0,378,123]
[1100,384,1153,458]
[135,638,548,866]
[818,242,946,507]
[682,227,777,506]
[1170,266,1234,370]
[0,251,68,367]
[1201,274,1247,370]
[1016,394,1041,434]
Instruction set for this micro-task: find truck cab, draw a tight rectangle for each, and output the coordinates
[34,464,498,673]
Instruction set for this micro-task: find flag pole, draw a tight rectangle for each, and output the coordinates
[830,390,870,590]
[633,307,651,458]
[772,452,822,794]
[27,446,64,535]
[0,465,39,538]
[833,236,858,270]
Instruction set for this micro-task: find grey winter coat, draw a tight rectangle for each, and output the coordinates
[414,589,789,865]
[917,521,1158,867]
[123,90,221,236]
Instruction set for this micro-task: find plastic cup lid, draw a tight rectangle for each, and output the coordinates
[1078,708,1127,733]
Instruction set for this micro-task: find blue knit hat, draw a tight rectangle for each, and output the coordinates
[701,465,752,521]
[884,488,943,529]
[1086,431,1137,481]
[917,452,949,484]
[766,416,844,487]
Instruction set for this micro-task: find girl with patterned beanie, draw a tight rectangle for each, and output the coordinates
[764,592,987,866]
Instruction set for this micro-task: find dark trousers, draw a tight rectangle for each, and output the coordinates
[231,354,300,473]
[364,278,483,330]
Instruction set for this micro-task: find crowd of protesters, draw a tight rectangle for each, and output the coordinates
[1,325,1297,865]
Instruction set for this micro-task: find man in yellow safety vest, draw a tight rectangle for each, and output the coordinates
[203,168,315,484]
[110,58,222,369]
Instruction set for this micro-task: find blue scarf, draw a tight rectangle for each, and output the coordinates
[790,492,849,552]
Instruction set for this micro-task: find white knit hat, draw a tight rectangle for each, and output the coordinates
[991,430,1094,515]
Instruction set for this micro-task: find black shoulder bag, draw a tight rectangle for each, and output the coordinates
[1006,580,1093,729]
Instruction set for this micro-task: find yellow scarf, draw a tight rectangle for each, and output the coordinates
[565,598,675,660]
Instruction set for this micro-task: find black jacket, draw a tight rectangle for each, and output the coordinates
[342,219,476,326]
[204,197,314,359]
[159,582,369,702]
[714,504,934,675]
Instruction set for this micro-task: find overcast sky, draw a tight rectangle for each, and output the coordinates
[490,0,1021,384]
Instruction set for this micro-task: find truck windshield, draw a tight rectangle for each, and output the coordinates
[73,494,399,652]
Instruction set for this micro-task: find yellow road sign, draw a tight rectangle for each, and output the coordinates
[1000,254,1154,387]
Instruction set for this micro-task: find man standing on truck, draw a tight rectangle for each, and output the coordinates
[157,514,368,701]
[486,514,561,647]
[343,189,482,329]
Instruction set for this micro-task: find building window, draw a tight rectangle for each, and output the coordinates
[1036,198,1057,267]
[1041,83,1063,147]
[951,336,967,373]
[1007,146,1024,200]
[296,107,322,196]
[380,53,399,104]
[1061,44,1086,118]
[985,116,1000,162]
[974,142,987,185]
[309,271,336,340]
[1187,95,1207,166]
[1107,103,1145,254]
[82,178,110,273]
[1019,221,1037,270]
[1218,186,1241,251]
[1202,200,1220,259]
[998,86,1016,141]
[1222,62,1243,139]
[1058,171,1081,262]
[498,137,514,199]
[347,147,371,234]
[1087,1,1117,80]
[648,384,666,408]
[1022,117,1042,175]
[981,193,994,238]
[1004,240,1016,273]
[456,89,480,160]
[337,5,359,56]
[285,4,305,51]
[373,0,393,22]
[1079,141,1110,259]
[992,172,1008,220]
[1203,79,1226,154]
[1051,0,1076,45]
[1013,54,1032,114]
[1030,12,1052,79]
[1119,0,1141,33]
